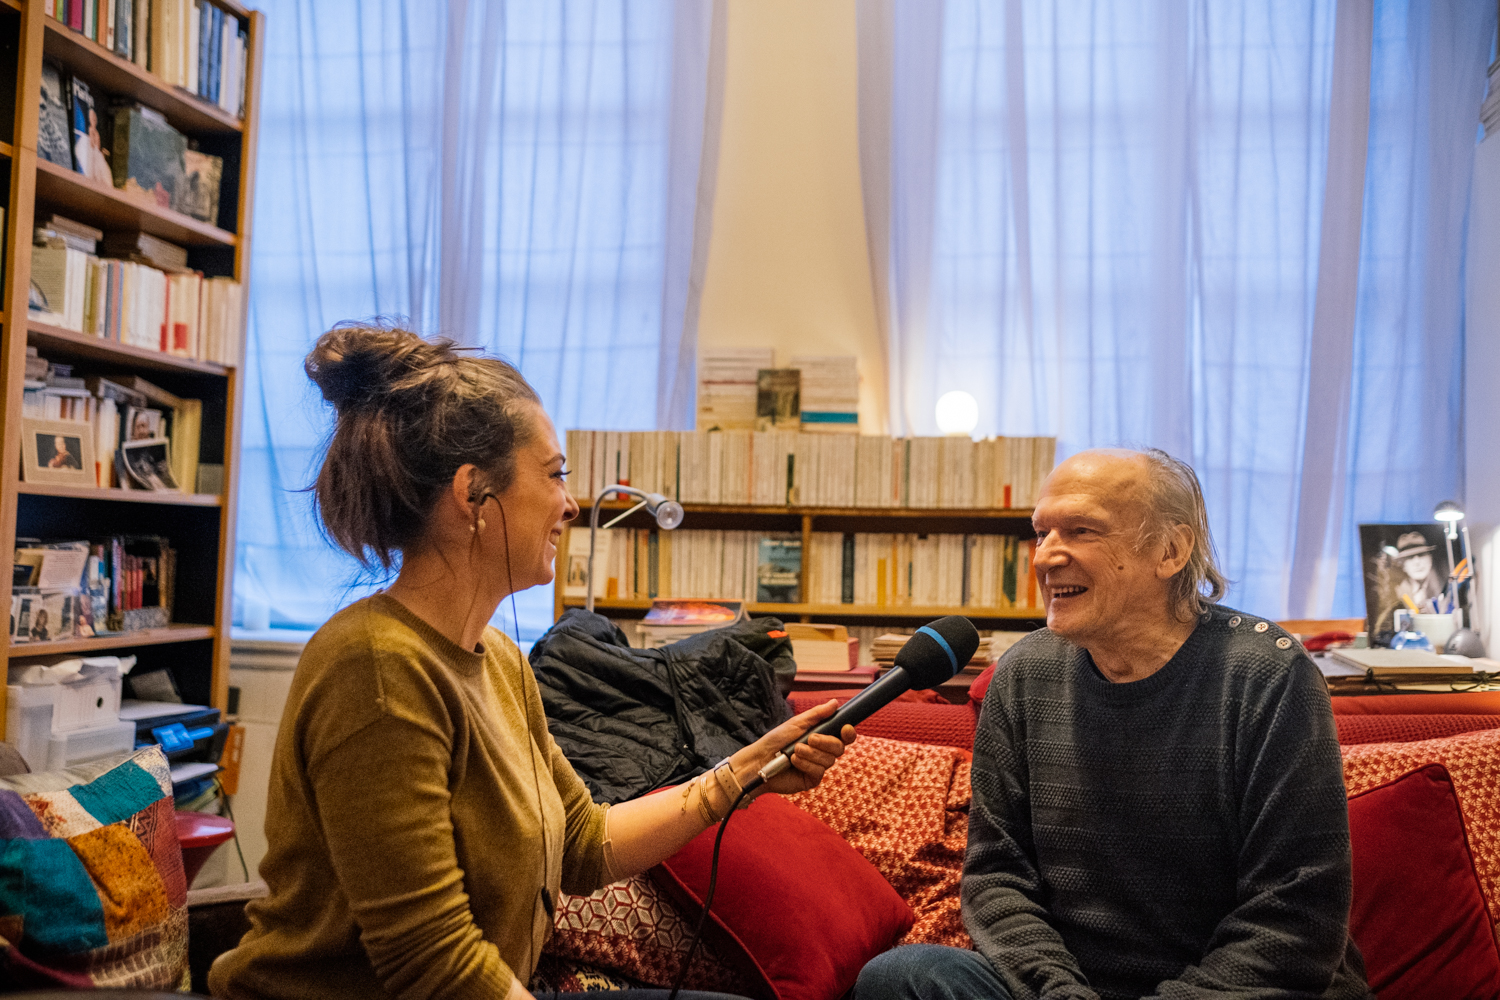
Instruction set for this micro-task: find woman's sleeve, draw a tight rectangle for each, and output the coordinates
[311,714,513,1000]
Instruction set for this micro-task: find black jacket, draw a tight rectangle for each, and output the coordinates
[528,609,796,804]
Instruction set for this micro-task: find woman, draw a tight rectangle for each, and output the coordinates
[210,325,854,1000]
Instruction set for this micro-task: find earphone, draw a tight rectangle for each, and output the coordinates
[472,489,555,982]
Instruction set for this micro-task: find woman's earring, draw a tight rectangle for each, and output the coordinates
[477,518,487,531]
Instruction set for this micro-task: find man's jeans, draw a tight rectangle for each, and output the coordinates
[854,944,1015,1000]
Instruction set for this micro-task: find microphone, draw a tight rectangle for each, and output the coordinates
[745,615,981,792]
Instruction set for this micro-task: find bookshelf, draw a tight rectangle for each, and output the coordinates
[553,500,1045,628]
[0,0,263,734]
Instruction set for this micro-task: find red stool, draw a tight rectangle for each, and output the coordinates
[174,811,235,884]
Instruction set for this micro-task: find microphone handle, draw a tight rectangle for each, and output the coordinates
[748,667,913,790]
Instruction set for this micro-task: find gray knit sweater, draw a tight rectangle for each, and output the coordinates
[964,605,1371,1000]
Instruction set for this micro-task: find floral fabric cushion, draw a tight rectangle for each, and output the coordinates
[0,746,188,989]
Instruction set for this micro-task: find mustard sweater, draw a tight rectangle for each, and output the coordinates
[209,594,610,1000]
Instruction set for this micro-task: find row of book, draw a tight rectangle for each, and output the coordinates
[804,532,1041,611]
[21,350,206,493]
[868,630,1026,668]
[45,0,248,119]
[564,526,1042,612]
[31,218,243,365]
[11,535,177,643]
[566,429,1058,510]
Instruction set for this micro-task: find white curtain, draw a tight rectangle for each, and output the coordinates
[859,0,1492,620]
[236,0,724,638]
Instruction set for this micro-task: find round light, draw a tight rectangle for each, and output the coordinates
[654,500,685,531]
[935,391,979,436]
[1434,500,1465,523]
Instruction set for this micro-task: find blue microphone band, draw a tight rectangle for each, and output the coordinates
[917,625,959,676]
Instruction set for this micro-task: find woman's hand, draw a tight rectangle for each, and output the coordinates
[736,699,856,796]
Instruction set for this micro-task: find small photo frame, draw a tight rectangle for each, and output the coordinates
[21,418,95,486]
[119,437,179,491]
[124,406,163,442]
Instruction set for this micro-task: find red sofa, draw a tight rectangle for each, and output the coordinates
[788,676,1500,1000]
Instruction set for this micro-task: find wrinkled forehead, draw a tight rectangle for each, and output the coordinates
[1036,451,1151,523]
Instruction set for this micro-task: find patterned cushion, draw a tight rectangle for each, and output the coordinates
[546,870,758,995]
[0,746,188,990]
[1343,728,1500,927]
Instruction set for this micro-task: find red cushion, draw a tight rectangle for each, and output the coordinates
[1347,763,1500,999]
[651,794,915,1000]
[1337,714,1500,746]
[1331,692,1500,715]
[968,664,996,704]
[786,696,977,749]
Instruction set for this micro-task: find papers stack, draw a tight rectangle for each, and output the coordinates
[791,355,859,434]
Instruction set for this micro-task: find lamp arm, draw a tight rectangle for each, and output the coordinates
[585,485,649,613]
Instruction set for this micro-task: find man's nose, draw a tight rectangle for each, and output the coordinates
[1033,534,1067,570]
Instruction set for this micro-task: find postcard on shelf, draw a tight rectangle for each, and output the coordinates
[563,529,609,599]
[38,62,72,169]
[755,369,802,432]
[69,76,113,184]
[21,418,96,487]
[642,599,745,626]
[118,438,179,491]
[180,150,224,224]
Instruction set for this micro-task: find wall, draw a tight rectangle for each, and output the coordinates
[1466,132,1500,653]
[696,0,888,434]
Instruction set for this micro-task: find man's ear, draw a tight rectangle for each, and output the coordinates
[1156,523,1195,580]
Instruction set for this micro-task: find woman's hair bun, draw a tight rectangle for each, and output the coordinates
[304,323,454,411]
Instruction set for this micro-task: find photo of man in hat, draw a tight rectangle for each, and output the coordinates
[1359,524,1451,635]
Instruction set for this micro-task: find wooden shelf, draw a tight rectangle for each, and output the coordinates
[8,624,216,657]
[34,159,238,247]
[28,320,230,375]
[0,141,13,158]
[583,501,1035,519]
[42,20,243,134]
[562,598,1044,620]
[18,483,223,506]
[0,0,21,13]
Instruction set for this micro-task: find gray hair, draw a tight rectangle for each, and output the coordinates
[1135,449,1229,621]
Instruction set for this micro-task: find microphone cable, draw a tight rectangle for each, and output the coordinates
[666,781,755,1000]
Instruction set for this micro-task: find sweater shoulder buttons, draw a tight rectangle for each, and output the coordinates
[1253,621,1269,633]
[1276,637,1292,649]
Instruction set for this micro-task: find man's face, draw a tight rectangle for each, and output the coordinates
[1031,451,1176,649]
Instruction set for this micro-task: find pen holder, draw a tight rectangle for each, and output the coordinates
[1410,612,1461,652]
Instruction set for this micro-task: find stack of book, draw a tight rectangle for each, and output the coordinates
[791,355,859,433]
[45,0,249,118]
[566,429,1056,509]
[30,220,243,365]
[870,630,1028,671]
[805,531,1041,611]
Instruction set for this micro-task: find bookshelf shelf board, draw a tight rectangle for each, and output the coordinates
[17,483,223,506]
[42,20,244,135]
[583,501,1036,520]
[28,320,230,375]
[7,624,216,658]
[0,0,20,13]
[561,598,1044,620]
[35,159,238,248]
[0,141,13,158]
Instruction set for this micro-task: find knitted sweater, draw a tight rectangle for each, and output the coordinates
[964,605,1371,1000]
[209,595,610,1000]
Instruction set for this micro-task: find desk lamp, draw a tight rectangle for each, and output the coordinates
[585,485,684,613]
[1434,500,1484,656]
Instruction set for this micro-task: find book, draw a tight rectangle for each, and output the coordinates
[38,62,73,168]
[179,149,223,224]
[791,355,859,434]
[698,348,773,431]
[69,77,114,184]
[756,534,802,603]
[110,104,187,210]
[755,369,802,432]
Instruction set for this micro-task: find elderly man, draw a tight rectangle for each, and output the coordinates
[856,449,1369,1000]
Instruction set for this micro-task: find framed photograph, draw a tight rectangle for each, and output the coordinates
[124,406,163,442]
[1358,523,1452,636]
[119,438,179,491]
[21,418,95,486]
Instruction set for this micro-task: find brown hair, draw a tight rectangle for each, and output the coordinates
[305,323,540,569]
[1135,448,1229,621]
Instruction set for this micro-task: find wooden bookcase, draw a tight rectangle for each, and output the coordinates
[554,501,1046,628]
[0,0,263,737]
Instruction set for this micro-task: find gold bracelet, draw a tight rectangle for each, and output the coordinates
[696,772,725,825]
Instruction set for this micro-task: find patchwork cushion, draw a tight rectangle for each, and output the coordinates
[1346,763,1500,999]
[0,746,188,990]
